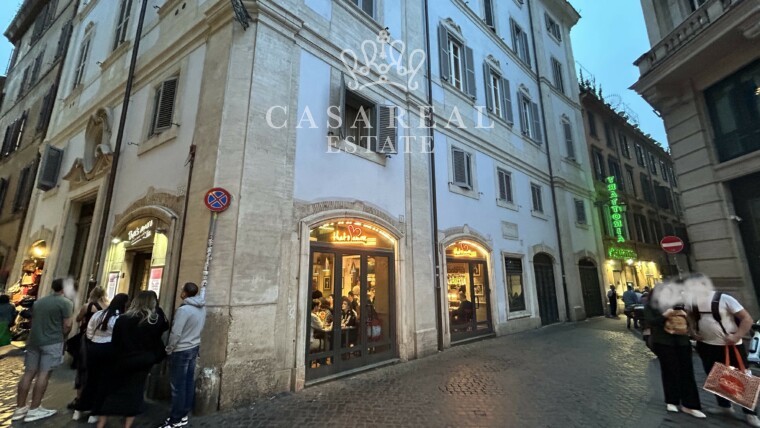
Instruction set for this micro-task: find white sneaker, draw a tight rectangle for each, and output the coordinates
[11,406,29,421]
[24,407,57,422]
[73,410,83,420]
[666,404,679,412]
[680,407,706,419]
[747,414,760,427]
[88,415,99,424]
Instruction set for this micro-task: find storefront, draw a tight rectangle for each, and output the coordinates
[306,219,396,380]
[8,240,47,303]
[102,217,169,300]
[604,246,664,295]
[444,241,492,343]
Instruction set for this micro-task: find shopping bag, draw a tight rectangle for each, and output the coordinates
[703,345,760,410]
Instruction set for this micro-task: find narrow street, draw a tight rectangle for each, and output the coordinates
[1,317,752,427]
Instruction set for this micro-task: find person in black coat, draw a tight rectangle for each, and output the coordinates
[93,291,168,428]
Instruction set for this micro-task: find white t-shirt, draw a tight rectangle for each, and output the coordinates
[695,292,744,346]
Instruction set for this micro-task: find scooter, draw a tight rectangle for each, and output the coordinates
[747,322,760,365]
[10,297,34,342]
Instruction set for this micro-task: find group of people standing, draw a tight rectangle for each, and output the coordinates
[11,279,206,428]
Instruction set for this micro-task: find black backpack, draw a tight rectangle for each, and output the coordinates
[694,292,733,336]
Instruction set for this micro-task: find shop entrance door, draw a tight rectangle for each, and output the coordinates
[534,253,559,325]
[306,248,395,381]
[579,260,603,318]
[730,173,760,301]
[446,259,492,343]
[129,252,152,298]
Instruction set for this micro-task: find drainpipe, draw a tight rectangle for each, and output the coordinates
[423,0,444,351]
[169,145,196,319]
[90,0,150,288]
[526,0,571,322]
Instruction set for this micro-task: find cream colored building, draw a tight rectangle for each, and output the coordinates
[633,0,760,315]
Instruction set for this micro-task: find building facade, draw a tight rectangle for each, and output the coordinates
[11,0,602,410]
[579,81,688,312]
[0,0,76,292]
[633,0,760,315]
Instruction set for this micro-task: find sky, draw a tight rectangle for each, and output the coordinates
[569,0,668,146]
[0,1,667,145]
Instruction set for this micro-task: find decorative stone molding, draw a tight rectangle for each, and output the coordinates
[84,108,113,172]
[485,54,501,70]
[111,187,183,235]
[442,18,463,39]
[439,225,492,252]
[62,149,113,190]
[26,226,56,253]
[574,250,599,265]
[294,200,404,238]
[530,244,557,261]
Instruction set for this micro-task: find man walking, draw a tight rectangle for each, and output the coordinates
[12,278,73,422]
[623,285,640,329]
[607,285,618,318]
[161,282,206,428]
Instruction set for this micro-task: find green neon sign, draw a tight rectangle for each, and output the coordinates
[608,247,638,260]
[606,176,625,243]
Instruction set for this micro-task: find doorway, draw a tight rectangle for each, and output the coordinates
[533,253,559,325]
[579,259,603,318]
[445,259,492,343]
[730,172,760,301]
[129,252,152,297]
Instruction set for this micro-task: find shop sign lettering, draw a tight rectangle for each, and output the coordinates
[450,243,478,258]
[606,176,625,243]
[608,247,638,260]
[127,219,154,247]
[331,225,376,246]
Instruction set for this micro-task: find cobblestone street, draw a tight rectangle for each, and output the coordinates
[1,317,755,427]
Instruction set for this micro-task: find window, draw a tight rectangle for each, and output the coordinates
[530,183,543,213]
[551,57,564,94]
[339,83,397,154]
[545,13,561,41]
[603,122,615,148]
[634,143,646,166]
[1,112,28,157]
[592,149,606,182]
[12,166,33,213]
[625,166,636,197]
[344,93,374,149]
[654,184,672,211]
[484,65,513,123]
[562,118,574,159]
[599,206,611,236]
[608,158,623,191]
[650,219,662,243]
[635,214,650,243]
[0,178,7,214]
[451,147,473,189]
[496,168,513,203]
[438,25,476,98]
[150,77,178,136]
[669,167,678,187]
[505,257,526,313]
[36,85,56,132]
[30,50,45,87]
[587,111,597,137]
[113,0,133,50]
[484,0,495,30]
[73,37,91,89]
[640,173,654,203]
[619,132,630,159]
[352,0,374,17]
[55,22,72,60]
[660,161,669,184]
[510,19,531,66]
[574,199,587,225]
[648,153,658,175]
[688,0,707,12]
[518,92,542,143]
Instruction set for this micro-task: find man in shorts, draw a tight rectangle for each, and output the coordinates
[12,278,73,422]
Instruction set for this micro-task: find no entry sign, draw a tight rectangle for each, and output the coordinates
[660,236,685,254]
[204,187,232,213]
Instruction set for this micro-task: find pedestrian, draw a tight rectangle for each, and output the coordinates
[73,293,129,423]
[607,285,618,318]
[623,285,640,329]
[644,287,705,419]
[12,278,74,422]
[690,278,760,426]
[94,291,168,428]
[68,286,109,409]
[0,294,16,346]
[160,282,206,428]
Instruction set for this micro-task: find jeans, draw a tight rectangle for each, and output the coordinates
[170,347,199,422]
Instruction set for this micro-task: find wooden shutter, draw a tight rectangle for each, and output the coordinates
[452,148,470,189]
[575,200,586,224]
[563,121,574,159]
[438,25,450,82]
[530,102,542,143]
[464,46,476,99]
[483,64,493,112]
[501,78,513,124]
[376,105,397,154]
[13,112,28,152]
[0,178,8,212]
[498,169,512,202]
[55,22,72,59]
[484,0,495,29]
[338,73,347,140]
[521,32,531,65]
[361,0,373,16]
[510,20,518,54]
[12,166,32,213]
[31,52,44,84]
[152,77,178,134]
[518,94,527,135]
[1,126,12,157]
[36,85,56,131]
[37,145,63,191]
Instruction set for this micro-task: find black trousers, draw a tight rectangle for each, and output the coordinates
[653,342,702,409]
[696,341,757,414]
[609,298,617,316]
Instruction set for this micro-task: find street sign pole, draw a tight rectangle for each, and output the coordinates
[201,188,232,290]
[200,212,218,289]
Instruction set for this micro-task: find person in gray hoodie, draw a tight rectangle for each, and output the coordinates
[160,282,205,428]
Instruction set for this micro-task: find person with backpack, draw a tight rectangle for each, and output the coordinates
[693,287,759,427]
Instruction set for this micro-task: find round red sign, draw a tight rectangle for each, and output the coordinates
[660,236,685,254]
[204,187,232,213]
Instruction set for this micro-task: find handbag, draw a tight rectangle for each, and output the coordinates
[367,318,382,341]
[703,345,760,410]
[664,310,689,335]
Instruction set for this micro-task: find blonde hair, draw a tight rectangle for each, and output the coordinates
[126,290,158,324]
[89,286,106,303]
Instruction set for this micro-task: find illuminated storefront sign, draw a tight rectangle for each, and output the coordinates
[446,242,481,258]
[126,219,155,247]
[606,176,625,243]
[608,247,638,260]
[331,224,377,246]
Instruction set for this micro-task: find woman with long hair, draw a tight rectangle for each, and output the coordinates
[73,293,129,422]
[94,291,168,428]
[68,286,109,409]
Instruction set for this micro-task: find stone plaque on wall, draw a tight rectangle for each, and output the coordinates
[502,221,519,240]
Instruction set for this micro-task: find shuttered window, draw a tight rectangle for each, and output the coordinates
[545,13,562,41]
[452,147,473,189]
[484,0,495,30]
[351,0,374,17]
[510,19,531,67]
[31,50,45,86]
[562,120,574,159]
[55,22,72,60]
[530,184,543,213]
[12,166,33,213]
[635,143,646,166]
[483,65,513,124]
[604,122,615,148]
[36,85,57,132]
[113,0,133,51]
[439,25,476,98]
[73,38,90,89]
[518,93,542,143]
[551,58,564,94]
[18,67,30,100]
[574,199,587,225]
[587,111,597,137]
[619,132,631,158]
[0,178,8,214]
[497,168,512,202]
[150,77,178,136]
[376,105,397,154]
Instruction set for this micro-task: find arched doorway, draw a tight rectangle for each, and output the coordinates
[533,253,559,325]
[306,219,396,380]
[579,259,604,318]
[445,241,492,342]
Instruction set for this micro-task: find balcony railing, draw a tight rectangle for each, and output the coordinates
[635,0,742,75]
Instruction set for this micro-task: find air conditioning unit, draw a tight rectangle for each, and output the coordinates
[37,145,63,191]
